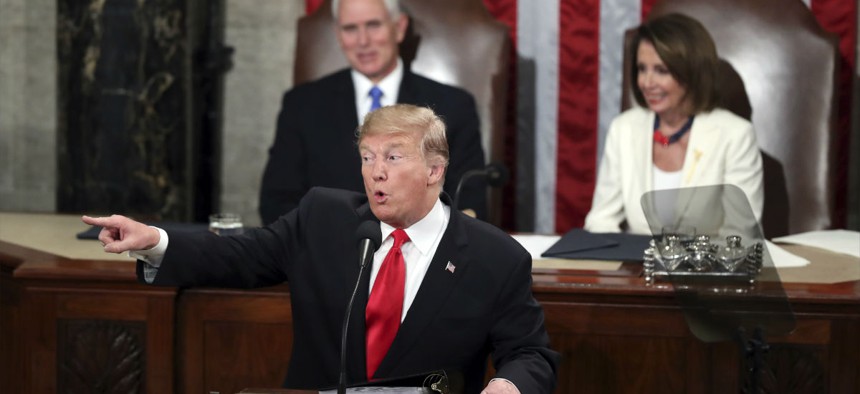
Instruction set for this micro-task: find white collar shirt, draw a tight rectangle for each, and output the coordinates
[352,57,404,124]
[370,198,450,322]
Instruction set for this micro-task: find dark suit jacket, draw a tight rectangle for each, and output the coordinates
[259,68,487,225]
[141,188,558,393]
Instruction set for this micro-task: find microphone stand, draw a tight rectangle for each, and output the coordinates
[453,163,509,212]
[337,262,369,394]
[338,238,376,394]
[452,168,484,211]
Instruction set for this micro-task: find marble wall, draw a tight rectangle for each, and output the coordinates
[0,0,302,226]
[219,0,303,227]
[0,0,57,212]
[56,0,201,220]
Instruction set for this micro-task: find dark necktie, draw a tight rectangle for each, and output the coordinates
[369,86,383,112]
[365,229,408,380]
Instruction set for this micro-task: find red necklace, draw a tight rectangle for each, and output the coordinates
[653,116,695,146]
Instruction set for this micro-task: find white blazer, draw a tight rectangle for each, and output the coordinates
[584,106,764,236]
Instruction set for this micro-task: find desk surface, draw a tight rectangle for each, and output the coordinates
[0,212,132,261]
[2,212,858,286]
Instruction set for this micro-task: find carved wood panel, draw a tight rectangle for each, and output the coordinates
[57,319,146,394]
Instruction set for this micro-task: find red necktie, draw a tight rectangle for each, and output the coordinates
[365,229,409,380]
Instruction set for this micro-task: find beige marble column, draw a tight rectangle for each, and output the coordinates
[219,0,304,227]
[0,0,56,212]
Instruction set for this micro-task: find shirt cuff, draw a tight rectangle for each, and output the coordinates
[128,226,168,267]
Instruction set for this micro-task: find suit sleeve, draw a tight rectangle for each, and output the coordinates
[723,122,764,222]
[140,223,294,289]
[490,249,560,393]
[146,190,320,289]
[718,120,764,239]
[259,90,309,225]
[584,117,626,232]
[442,92,488,220]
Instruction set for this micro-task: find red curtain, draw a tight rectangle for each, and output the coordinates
[554,0,600,232]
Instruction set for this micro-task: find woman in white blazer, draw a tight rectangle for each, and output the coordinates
[584,13,763,237]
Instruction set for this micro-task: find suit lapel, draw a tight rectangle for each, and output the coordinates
[637,110,660,227]
[374,198,470,377]
[674,113,715,226]
[396,69,422,106]
[334,70,361,129]
[642,110,657,195]
[681,114,712,188]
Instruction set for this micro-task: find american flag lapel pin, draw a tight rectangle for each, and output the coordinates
[445,261,456,273]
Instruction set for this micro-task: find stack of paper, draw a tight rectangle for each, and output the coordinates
[773,229,860,258]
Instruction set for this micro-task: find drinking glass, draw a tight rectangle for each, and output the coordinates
[209,213,244,236]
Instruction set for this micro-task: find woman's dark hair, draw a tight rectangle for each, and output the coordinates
[630,13,720,113]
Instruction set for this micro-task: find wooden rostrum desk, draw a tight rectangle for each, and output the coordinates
[1,213,858,393]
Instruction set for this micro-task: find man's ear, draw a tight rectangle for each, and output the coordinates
[394,13,408,43]
[334,24,347,51]
[426,162,445,187]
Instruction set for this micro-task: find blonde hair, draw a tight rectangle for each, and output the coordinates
[357,104,449,171]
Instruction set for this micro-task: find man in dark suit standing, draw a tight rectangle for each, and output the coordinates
[258,0,487,225]
[83,104,558,394]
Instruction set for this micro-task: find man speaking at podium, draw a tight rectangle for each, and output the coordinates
[83,105,558,394]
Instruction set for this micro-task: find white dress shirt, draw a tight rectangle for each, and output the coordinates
[352,58,404,123]
[370,198,450,322]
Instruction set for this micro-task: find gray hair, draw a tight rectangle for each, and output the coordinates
[332,0,402,20]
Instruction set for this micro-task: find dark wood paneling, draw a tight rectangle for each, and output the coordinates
[57,319,146,394]
[1,241,176,394]
[2,239,858,393]
[531,266,860,394]
[178,288,293,394]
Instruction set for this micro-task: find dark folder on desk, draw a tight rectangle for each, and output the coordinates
[541,228,652,261]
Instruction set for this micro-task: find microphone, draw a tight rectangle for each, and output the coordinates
[338,221,382,394]
[356,221,381,269]
[453,162,510,210]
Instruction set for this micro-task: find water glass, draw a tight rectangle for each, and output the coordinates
[209,213,244,236]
